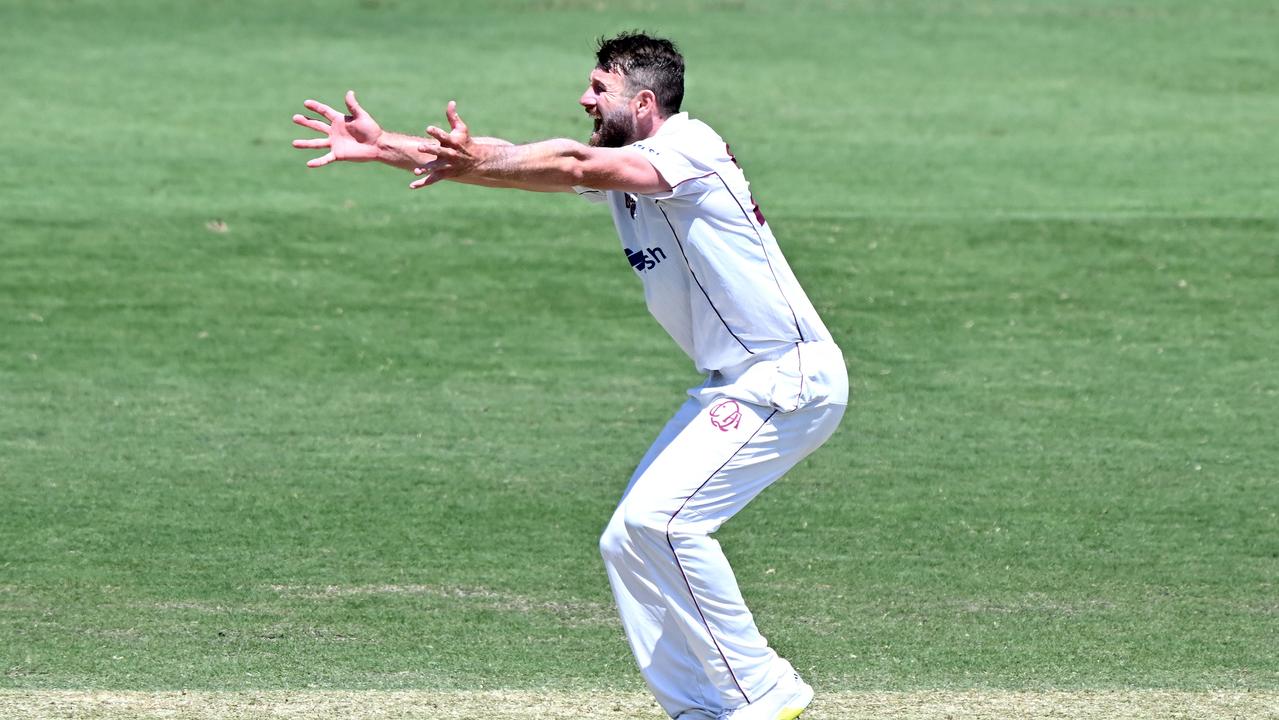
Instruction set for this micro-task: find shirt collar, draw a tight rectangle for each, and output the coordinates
[653,112,689,137]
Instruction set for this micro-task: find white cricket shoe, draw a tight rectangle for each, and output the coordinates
[718,672,814,720]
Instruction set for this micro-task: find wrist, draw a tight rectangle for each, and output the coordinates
[373,132,402,161]
[371,131,430,171]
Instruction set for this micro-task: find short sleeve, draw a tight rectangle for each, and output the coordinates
[627,138,712,200]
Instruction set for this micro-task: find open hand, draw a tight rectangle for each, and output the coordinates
[292,91,383,167]
[410,102,481,188]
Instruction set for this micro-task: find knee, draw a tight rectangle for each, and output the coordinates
[596,508,649,565]
[621,502,671,541]
[599,502,670,563]
[599,511,630,564]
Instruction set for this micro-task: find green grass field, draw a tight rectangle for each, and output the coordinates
[2,0,1277,717]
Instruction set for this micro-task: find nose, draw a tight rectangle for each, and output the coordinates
[579,86,596,110]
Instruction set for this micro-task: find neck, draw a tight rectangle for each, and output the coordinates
[637,112,670,141]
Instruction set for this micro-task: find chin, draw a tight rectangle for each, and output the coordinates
[594,133,631,149]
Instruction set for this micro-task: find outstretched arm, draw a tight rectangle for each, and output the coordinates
[410,102,671,195]
[291,92,512,176]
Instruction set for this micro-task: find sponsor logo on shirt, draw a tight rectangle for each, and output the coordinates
[625,246,667,272]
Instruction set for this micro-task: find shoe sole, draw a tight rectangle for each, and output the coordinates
[774,683,814,720]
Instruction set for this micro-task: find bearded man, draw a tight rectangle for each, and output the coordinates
[292,32,847,720]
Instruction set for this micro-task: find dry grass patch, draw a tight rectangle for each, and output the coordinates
[1,690,1276,719]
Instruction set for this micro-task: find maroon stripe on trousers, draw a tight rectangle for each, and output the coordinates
[664,409,778,705]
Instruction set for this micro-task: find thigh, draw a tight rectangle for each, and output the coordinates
[624,399,845,535]
[618,397,703,502]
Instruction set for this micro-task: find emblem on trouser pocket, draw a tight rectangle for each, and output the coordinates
[709,399,742,432]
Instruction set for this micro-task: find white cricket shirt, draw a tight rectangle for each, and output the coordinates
[575,113,847,411]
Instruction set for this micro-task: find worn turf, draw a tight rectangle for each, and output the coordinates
[1,0,1276,701]
[1,690,1277,719]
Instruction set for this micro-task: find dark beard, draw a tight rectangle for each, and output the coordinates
[590,107,637,148]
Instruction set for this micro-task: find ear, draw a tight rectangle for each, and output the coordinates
[634,89,660,118]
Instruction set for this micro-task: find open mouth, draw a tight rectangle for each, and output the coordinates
[588,114,603,144]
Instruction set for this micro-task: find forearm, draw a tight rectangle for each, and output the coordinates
[458,139,630,193]
[376,132,514,173]
[411,103,667,194]
[372,132,432,171]
[461,139,668,194]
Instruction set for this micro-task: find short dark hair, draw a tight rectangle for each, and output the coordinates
[595,31,685,117]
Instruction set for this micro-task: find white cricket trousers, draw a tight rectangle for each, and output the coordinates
[599,394,845,719]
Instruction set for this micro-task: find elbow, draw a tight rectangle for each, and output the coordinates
[558,142,593,185]
[561,158,589,186]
